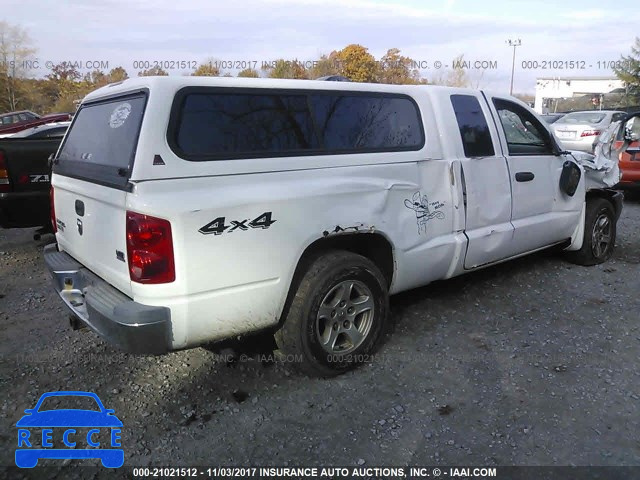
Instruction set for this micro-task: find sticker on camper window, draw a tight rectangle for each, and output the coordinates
[109,103,132,128]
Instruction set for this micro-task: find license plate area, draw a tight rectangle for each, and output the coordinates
[557,130,575,139]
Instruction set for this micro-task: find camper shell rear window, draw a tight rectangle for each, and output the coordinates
[54,91,147,189]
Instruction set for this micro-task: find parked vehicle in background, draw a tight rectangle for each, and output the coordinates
[552,110,626,152]
[540,113,566,124]
[0,111,72,135]
[591,112,640,190]
[0,127,67,230]
[0,110,39,126]
[44,77,622,377]
[9,122,70,139]
[616,113,640,189]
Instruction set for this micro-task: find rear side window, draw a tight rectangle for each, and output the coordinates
[556,112,606,124]
[176,93,318,155]
[170,89,424,159]
[310,95,423,151]
[450,94,494,157]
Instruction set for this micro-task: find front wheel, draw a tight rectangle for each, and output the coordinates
[566,198,617,266]
[275,250,390,377]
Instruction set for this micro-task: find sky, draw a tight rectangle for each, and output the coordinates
[4,0,638,94]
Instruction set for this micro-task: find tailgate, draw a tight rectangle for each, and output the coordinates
[53,175,131,296]
[52,92,148,297]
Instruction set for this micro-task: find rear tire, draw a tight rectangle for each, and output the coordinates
[565,198,617,266]
[275,250,390,377]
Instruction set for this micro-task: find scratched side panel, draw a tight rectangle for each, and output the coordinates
[391,158,466,293]
[129,162,437,347]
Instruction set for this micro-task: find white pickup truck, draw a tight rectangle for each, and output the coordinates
[44,76,623,376]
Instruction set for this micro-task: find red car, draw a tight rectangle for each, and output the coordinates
[615,113,640,189]
[0,110,72,135]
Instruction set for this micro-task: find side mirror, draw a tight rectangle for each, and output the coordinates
[559,161,582,197]
[105,409,115,415]
[23,409,35,414]
[624,116,640,142]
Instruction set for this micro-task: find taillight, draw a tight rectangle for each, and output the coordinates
[0,151,10,193]
[50,187,57,233]
[580,130,601,137]
[126,211,175,284]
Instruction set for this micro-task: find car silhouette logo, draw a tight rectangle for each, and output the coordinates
[15,391,123,468]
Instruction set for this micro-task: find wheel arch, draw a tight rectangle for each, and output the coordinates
[586,188,623,220]
[277,231,396,328]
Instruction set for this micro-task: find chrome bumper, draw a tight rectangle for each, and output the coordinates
[43,243,171,354]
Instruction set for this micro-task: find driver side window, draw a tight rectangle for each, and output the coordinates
[493,99,554,155]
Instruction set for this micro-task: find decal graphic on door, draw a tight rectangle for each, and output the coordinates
[404,192,445,235]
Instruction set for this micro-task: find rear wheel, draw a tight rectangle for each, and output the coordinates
[275,250,390,377]
[566,198,617,266]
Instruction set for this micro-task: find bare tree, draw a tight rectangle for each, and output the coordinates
[469,68,487,89]
[0,21,37,111]
[430,54,470,87]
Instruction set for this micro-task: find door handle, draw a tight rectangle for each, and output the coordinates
[515,172,535,182]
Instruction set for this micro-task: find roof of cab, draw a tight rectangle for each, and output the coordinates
[81,75,480,103]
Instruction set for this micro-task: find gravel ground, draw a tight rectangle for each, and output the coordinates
[1,193,639,477]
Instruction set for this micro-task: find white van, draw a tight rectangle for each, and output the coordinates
[44,76,622,376]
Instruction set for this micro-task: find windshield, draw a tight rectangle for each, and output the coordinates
[556,112,606,125]
[11,127,41,138]
[58,94,146,170]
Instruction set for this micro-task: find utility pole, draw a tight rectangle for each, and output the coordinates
[506,38,521,95]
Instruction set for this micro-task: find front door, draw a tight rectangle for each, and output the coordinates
[487,96,584,257]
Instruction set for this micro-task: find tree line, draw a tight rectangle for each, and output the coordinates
[1,20,638,115]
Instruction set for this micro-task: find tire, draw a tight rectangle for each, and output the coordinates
[566,198,617,266]
[275,250,390,377]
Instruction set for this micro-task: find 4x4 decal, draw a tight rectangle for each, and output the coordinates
[199,212,276,235]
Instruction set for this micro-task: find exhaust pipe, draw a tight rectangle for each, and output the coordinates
[69,314,87,331]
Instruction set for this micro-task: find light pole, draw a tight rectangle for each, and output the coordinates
[506,38,521,95]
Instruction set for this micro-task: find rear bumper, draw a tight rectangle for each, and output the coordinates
[43,243,171,354]
[558,138,595,153]
[0,190,49,228]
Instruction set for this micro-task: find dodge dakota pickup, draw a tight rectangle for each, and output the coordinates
[44,77,623,376]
